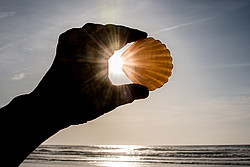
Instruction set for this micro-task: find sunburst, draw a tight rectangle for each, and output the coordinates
[108,50,124,75]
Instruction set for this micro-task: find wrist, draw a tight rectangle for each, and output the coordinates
[0,93,63,166]
[1,93,67,131]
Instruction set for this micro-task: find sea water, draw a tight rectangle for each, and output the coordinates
[21,145,250,167]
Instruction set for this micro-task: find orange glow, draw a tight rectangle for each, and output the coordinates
[121,38,173,91]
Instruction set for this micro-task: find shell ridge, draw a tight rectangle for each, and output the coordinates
[121,37,173,91]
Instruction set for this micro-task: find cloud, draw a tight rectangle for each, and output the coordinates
[0,40,22,52]
[202,63,250,69]
[151,16,218,34]
[0,11,17,19]
[11,73,26,80]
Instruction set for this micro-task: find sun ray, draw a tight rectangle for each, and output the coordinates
[120,38,173,90]
[109,50,124,75]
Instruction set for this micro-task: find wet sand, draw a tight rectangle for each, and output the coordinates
[20,161,246,167]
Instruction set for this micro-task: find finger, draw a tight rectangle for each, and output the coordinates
[114,84,149,106]
[82,23,104,33]
[58,23,104,44]
[103,24,148,50]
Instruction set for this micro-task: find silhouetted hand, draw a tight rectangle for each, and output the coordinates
[32,23,149,127]
[0,23,149,166]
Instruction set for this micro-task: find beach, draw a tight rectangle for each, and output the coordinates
[21,162,249,167]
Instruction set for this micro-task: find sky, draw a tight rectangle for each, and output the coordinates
[0,0,250,145]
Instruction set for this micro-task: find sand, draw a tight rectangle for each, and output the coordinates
[20,161,245,167]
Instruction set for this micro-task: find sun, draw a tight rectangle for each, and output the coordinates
[109,50,124,75]
[108,43,133,85]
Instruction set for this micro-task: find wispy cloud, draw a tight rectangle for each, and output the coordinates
[202,63,250,69]
[0,37,28,52]
[0,40,20,52]
[151,16,218,34]
[0,11,17,19]
[11,73,26,80]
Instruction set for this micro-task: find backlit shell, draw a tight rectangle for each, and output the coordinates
[121,37,173,91]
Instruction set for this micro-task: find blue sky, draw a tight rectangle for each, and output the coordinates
[0,0,250,145]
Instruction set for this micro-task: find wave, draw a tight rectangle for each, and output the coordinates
[24,145,250,166]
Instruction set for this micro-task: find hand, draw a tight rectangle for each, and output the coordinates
[32,23,149,127]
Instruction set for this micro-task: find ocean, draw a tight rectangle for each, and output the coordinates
[20,145,250,167]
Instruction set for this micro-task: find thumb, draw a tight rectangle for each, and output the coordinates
[114,84,149,106]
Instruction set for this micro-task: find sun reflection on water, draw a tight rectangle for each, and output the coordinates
[98,161,139,167]
[95,145,145,167]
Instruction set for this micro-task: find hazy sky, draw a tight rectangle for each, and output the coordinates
[1,0,250,145]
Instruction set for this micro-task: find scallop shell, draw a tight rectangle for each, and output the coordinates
[121,37,173,91]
